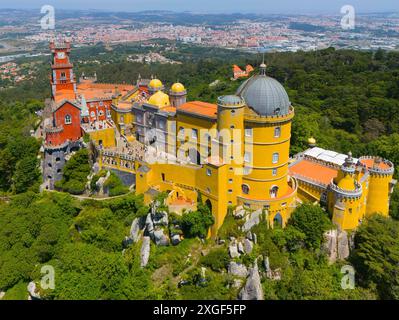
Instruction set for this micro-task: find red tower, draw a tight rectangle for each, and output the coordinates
[50,41,76,101]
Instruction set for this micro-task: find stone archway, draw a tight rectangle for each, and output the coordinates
[273,212,283,228]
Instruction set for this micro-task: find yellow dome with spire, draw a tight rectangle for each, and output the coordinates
[148,91,170,108]
[149,78,163,90]
[337,174,356,191]
[171,82,186,93]
[308,137,316,145]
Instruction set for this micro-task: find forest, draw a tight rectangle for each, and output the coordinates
[0,44,399,299]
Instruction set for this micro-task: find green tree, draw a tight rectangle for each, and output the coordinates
[288,204,332,250]
[351,215,399,299]
[12,156,40,193]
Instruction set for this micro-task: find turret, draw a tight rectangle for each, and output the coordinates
[169,82,187,107]
[359,156,395,217]
[329,152,363,230]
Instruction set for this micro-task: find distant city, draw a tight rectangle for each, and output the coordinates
[0,10,398,57]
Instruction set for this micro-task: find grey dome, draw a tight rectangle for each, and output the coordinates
[236,66,290,116]
[217,95,244,106]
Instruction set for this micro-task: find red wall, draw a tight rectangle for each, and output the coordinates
[52,102,82,143]
[88,99,112,123]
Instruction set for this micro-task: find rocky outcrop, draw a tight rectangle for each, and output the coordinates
[27,282,41,300]
[242,209,263,232]
[243,238,253,254]
[238,261,264,300]
[96,171,111,196]
[130,217,141,243]
[237,241,245,254]
[233,206,246,219]
[153,228,170,246]
[337,231,350,260]
[229,239,240,258]
[228,262,248,277]
[324,229,350,263]
[144,201,170,246]
[140,236,151,268]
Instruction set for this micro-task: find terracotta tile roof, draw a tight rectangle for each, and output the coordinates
[233,64,243,72]
[289,159,338,185]
[360,158,391,170]
[54,90,76,103]
[178,101,217,119]
[160,106,176,113]
[77,83,135,101]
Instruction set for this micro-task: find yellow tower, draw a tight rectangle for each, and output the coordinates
[359,156,394,217]
[236,63,297,227]
[216,95,246,207]
[169,82,187,107]
[329,153,363,230]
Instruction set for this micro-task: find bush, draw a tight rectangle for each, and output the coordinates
[104,172,129,197]
[181,205,214,238]
[200,248,229,272]
[288,204,332,250]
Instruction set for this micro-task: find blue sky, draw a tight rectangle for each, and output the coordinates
[0,0,397,14]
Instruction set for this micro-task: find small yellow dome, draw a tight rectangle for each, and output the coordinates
[308,137,316,145]
[337,175,356,191]
[171,82,186,93]
[149,78,163,89]
[148,91,170,108]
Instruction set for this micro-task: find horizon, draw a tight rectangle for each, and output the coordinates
[0,0,398,15]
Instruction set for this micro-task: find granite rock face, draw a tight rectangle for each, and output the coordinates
[27,282,41,300]
[238,261,264,300]
[229,240,240,258]
[228,262,248,277]
[242,209,263,232]
[324,229,350,263]
[130,217,141,243]
[140,236,151,268]
[243,239,253,254]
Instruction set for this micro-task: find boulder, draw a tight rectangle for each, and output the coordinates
[27,282,41,300]
[0,291,5,300]
[252,233,257,244]
[242,209,263,232]
[324,229,338,263]
[145,213,154,235]
[264,256,272,279]
[323,229,350,263]
[337,230,350,260]
[140,236,151,268]
[246,231,253,241]
[243,239,253,254]
[130,217,141,243]
[229,242,240,258]
[228,261,248,277]
[171,234,181,246]
[153,228,170,246]
[238,261,264,300]
[237,241,245,254]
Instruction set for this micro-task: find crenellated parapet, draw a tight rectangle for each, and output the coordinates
[329,180,363,200]
[358,156,394,177]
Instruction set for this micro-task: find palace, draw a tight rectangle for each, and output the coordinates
[41,41,396,236]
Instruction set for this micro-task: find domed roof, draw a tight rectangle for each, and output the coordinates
[148,90,170,108]
[149,78,163,89]
[217,95,245,107]
[337,175,356,191]
[171,82,186,93]
[236,64,290,116]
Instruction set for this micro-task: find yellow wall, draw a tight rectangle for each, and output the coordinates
[365,173,392,217]
[89,127,116,148]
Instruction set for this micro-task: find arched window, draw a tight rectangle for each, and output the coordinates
[273,212,283,228]
[65,114,72,124]
[270,186,279,198]
[242,184,250,195]
[274,126,281,138]
[272,152,279,164]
